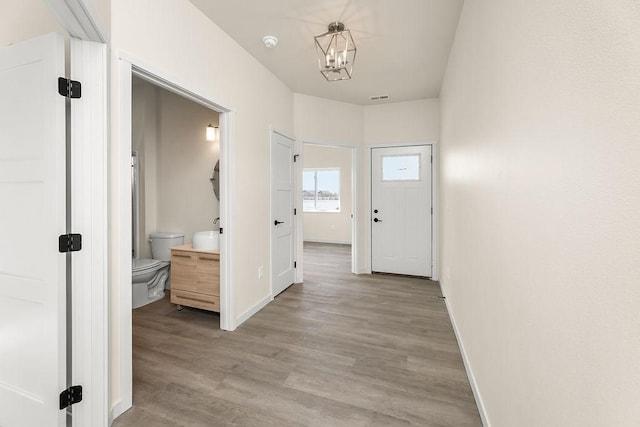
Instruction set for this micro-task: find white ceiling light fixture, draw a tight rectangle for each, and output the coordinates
[314,21,357,82]
[262,35,279,48]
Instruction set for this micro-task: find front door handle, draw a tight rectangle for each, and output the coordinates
[274,220,284,226]
[373,218,382,223]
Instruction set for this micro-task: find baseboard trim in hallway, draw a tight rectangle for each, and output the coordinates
[235,293,272,329]
[444,292,490,427]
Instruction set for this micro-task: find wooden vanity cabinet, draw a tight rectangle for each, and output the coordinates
[170,245,220,312]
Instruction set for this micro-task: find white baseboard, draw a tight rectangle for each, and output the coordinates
[442,288,490,427]
[109,399,129,426]
[303,239,351,245]
[235,293,272,328]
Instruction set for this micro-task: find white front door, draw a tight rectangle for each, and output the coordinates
[0,33,67,427]
[271,131,296,296]
[371,145,432,277]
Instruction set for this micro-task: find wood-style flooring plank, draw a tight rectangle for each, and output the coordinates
[114,242,481,426]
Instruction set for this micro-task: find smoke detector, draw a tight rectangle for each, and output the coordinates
[262,35,279,49]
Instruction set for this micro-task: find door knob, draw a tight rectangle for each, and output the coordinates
[373,218,382,223]
[374,209,378,213]
[274,220,284,225]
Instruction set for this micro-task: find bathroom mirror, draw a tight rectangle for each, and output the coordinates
[210,160,220,200]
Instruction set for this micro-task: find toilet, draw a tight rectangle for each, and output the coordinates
[132,232,184,309]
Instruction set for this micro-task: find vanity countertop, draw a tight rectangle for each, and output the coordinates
[171,244,219,255]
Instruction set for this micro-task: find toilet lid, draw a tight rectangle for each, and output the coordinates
[133,258,164,272]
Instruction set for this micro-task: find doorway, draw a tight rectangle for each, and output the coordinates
[116,58,237,417]
[370,145,433,277]
[301,143,358,276]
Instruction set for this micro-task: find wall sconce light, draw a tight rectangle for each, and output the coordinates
[206,124,218,141]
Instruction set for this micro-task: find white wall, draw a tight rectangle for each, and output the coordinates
[110,0,294,415]
[294,93,364,145]
[440,1,640,426]
[157,88,219,246]
[0,0,67,46]
[132,79,219,260]
[303,145,352,244]
[364,99,440,145]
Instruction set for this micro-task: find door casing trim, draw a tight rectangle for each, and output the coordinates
[365,142,439,280]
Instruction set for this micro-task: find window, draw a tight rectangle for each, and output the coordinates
[303,168,340,212]
[382,154,421,181]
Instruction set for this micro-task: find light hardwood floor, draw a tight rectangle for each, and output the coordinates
[114,242,481,426]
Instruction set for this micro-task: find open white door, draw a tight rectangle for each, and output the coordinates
[271,131,296,297]
[371,145,432,277]
[0,33,67,426]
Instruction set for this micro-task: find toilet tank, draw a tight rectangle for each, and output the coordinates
[149,232,184,261]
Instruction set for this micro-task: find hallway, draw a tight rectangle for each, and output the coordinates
[114,243,480,426]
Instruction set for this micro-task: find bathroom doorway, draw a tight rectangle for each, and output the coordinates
[301,143,358,276]
[116,58,237,415]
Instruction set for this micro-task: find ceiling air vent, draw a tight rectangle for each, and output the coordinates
[370,95,390,101]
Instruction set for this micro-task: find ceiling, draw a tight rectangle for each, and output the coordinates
[188,0,464,106]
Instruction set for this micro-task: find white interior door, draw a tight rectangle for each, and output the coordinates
[371,145,432,277]
[0,33,67,426]
[271,131,296,296]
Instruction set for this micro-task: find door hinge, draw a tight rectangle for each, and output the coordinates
[58,234,82,252]
[431,207,433,215]
[219,227,223,234]
[293,154,299,162]
[293,208,297,215]
[294,261,297,268]
[58,77,82,99]
[59,385,83,410]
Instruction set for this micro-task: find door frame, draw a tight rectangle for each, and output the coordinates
[365,142,439,280]
[114,52,238,420]
[299,141,359,276]
[68,38,108,427]
[270,129,298,296]
[45,1,109,426]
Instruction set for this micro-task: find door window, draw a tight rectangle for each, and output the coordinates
[381,154,420,181]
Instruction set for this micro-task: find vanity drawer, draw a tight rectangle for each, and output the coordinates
[171,250,197,267]
[170,289,220,312]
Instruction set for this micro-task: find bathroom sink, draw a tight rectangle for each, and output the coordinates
[192,230,220,251]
